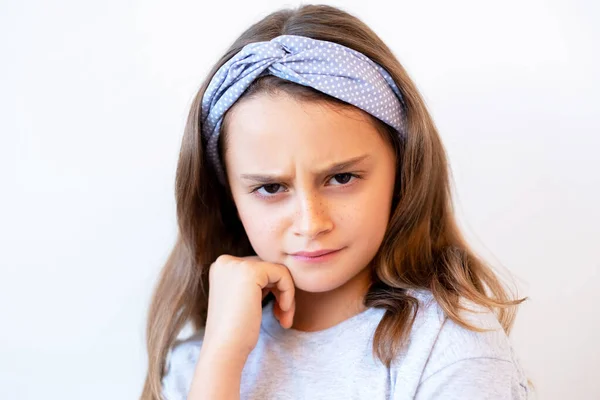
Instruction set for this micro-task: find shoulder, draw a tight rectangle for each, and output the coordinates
[404,289,530,398]
[418,290,517,366]
[161,329,205,400]
[406,289,516,359]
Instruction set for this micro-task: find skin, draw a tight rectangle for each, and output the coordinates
[188,92,396,399]
[223,92,397,331]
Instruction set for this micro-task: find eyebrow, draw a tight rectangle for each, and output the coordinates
[240,154,371,183]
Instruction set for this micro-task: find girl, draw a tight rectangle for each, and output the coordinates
[141,4,530,400]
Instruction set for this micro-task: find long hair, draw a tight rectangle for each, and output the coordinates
[140,4,527,399]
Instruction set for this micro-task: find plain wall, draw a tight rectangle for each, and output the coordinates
[1,0,598,399]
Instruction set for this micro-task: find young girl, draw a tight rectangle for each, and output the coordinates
[141,4,530,400]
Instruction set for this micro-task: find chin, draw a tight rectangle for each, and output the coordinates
[285,263,358,293]
[291,276,347,293]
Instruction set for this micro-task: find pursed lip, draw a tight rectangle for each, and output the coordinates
[290,248,342,257]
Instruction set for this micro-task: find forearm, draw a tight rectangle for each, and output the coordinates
[187,343,247,400]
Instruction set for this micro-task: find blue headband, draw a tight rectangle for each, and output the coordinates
[201,34,407,184]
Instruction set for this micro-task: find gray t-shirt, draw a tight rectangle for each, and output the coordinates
[161,289,529,399]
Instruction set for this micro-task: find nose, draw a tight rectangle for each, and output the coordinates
[292,190,333,239]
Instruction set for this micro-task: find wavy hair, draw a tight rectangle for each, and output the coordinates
[140,4,527,399]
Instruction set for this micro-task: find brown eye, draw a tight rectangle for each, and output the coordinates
[332,173,353,185]
[251,183,287,199]
[263,184,282,194]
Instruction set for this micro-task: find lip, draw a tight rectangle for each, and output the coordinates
[291,249,341,257]
[289,248,344,263]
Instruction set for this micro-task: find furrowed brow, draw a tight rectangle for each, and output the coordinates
[240,154,370,183]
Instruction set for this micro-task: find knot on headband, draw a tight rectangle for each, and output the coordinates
[201,34,408,184]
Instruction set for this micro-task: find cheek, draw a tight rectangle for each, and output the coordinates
[237,201,284,254]
[348,182,393,241]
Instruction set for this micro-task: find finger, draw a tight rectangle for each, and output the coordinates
[270,286,294,319]
[261,264,295,329]
[259,263,295,312]
[262,282,280,300]
[272,299,281,322]
[280,297,295,329]
[269,286,282,310]
[272,295,295,328]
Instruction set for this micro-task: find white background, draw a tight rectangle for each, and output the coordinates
[1,0,598,399]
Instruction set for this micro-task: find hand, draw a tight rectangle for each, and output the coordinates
[202,254,296,357]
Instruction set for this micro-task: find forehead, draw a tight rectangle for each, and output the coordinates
[222,93,386,168]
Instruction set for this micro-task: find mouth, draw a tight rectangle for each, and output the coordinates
[289,247,345,263]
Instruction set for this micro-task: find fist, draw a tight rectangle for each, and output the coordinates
[203,254,296,356]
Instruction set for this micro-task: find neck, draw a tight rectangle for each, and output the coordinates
[290,266,372,332]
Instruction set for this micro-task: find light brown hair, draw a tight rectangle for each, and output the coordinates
[140,4,527,399]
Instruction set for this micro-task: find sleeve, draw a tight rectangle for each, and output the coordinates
[161,367,182,400]
[414,357,529,400]
[160,342,198,400]
[160,355,184,400]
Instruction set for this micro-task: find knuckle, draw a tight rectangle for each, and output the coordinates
[210,254,257,279]
[210,254,234,278]
[239,259,258,275]
[214,254,233,265]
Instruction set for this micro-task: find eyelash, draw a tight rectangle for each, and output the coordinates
[250,173,362,199]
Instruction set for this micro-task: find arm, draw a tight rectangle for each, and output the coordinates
[413,357,529,400]
[180,255,295,399]
[187,342,248,400]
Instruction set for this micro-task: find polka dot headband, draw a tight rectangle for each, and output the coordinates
[201,34,408,184]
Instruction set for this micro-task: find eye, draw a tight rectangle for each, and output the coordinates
[250,173,361,199]
[254,183,285,197]
[328,173,358,185]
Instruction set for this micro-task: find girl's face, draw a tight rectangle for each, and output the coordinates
[223,92,396,293]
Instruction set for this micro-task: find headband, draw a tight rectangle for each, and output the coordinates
[200,34,407,184]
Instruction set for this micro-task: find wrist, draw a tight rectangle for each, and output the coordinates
[198,338,250,370]
[190,341,246,399]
